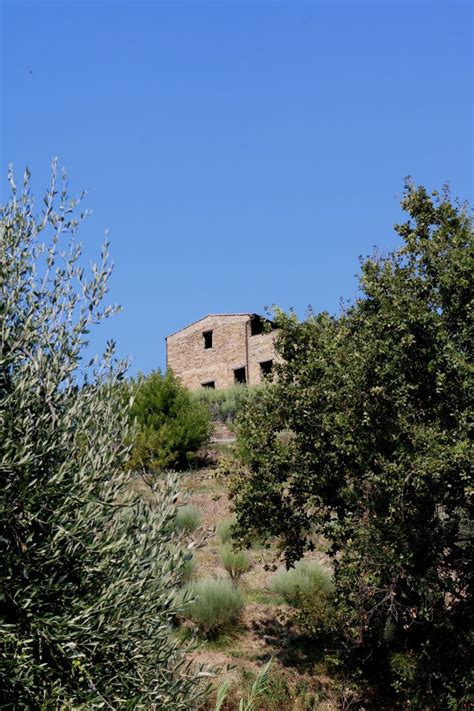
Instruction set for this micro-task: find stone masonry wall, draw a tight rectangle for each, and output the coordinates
[166,314,278,390]
[247,329,277,385]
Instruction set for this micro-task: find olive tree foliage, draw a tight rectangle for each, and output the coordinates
[231,182,473,707]
[0,164,210,709]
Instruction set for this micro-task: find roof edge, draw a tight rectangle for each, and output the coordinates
[165,313,269,339]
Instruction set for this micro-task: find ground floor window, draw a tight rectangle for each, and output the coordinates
[234,367,247,384]
[260,360,273,376]
[202,381,215,389]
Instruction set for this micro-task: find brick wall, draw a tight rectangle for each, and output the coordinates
[166,313,277,390]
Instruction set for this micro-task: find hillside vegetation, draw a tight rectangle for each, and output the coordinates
[230,181,473,708]
[1,169,472,709]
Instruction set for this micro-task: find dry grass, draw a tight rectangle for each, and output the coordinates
[176,446,346,710]
[124,446,359,708]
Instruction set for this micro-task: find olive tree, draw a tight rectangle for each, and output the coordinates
[0,163,210,708]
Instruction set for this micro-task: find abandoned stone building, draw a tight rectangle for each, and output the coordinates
[166,313,277,390]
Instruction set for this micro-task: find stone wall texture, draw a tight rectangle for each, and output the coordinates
[166,313,278,390]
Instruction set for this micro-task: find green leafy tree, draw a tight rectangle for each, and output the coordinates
[0,164,210,709]
[128,369,212,473]
[231,181,473,707]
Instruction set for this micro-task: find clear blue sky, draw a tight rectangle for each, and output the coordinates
[1,0,472,374]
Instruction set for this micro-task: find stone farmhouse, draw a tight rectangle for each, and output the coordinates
[166,313,278,390]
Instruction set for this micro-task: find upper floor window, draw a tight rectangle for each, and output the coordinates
[203,330,213,349]
[250,316,263,336]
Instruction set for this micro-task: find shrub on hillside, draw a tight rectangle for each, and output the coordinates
[219,544,251,586]
[0,165,210,708]
[179,579,244,638]
[270,561,334,607]
[216,516,236,544]
[192,384,262,423]
[175,504,201,533]
[128,369,212,472]
[179,555,196,585]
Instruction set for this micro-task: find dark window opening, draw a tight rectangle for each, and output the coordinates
[203,330,213,349]
[250,316,263,336]
[234,367,247,385]
[260,360,273,377]
[202,381,215,389]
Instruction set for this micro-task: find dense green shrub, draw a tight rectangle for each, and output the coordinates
[129,369,212,472]
[270,561,334,607]
[175,504,202,533]
[0,165,210,708]
[219,544,251,586]
[180,579,244,638]
[232,182,473,707]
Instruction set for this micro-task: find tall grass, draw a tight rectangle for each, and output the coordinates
[191,384,262,423]
[216,517,236,544]
[179,555,196,584]
[179,579,244,638]
[215,658,273,711]
[174,504,201,533]
[220,544,250,586]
